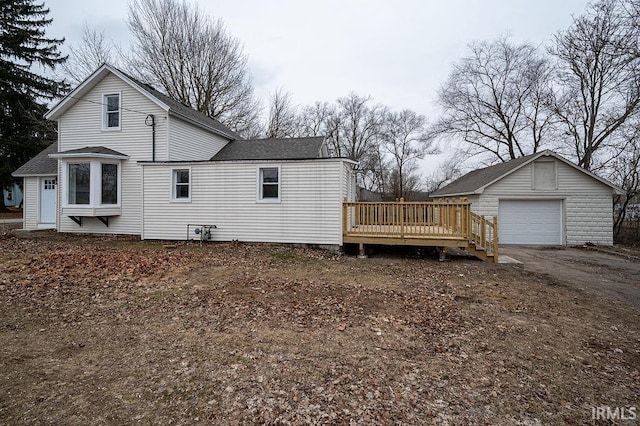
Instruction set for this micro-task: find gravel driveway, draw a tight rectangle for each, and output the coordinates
[500,245,640,309]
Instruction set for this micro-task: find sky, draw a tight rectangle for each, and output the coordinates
[45,0,592,173]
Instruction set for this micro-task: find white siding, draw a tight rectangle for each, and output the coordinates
[341,162,356,202]
[142,160,345,245]
[168,117,229,160]
[56,73,169,235]
[23,177,39,230]
[565,196,613,245]
[58,73,168,161]
[464,159,615,245]
[57,160,142,235]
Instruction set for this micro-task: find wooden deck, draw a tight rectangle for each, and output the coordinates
[343,199,498,262]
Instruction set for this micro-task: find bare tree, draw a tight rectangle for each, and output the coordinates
[610,121,640,238]
[325,93,386,188]
[382,110,436,198]
[432,36,556,163]
[551,0,640,171]
[298,101,334,136]
[424,155,464,194]
[60,23,117,86]
[126,0,262,136]
[265,88,298,138]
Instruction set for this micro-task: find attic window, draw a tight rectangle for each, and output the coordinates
[533,161,557,190]
[103,93,120,130]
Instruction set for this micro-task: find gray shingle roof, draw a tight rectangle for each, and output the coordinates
[211,137,325,161]
[53,146,128,157]
[46,64,241,142]
[12,142,58,177]
[430,151,542,197]
[120,70,241,141]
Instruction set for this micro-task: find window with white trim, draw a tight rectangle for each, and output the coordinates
[68,163,91,204]
[103,94,120,130]
[66,161,120,206]
[172,168,190,201]
[258,167,280,201]
[101,163,118,204]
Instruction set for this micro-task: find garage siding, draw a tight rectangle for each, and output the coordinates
[565,195,613,245]
[464,158,615,245]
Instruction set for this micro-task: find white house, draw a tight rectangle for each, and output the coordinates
[14,64,357,247]
[430,151,623,246]
[3,180,23,208]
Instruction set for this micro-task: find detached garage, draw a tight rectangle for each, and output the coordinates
[430,150,622,246]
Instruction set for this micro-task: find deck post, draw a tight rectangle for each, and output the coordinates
[398,197,406,238]
[438,246,447,262]
[342,198,348,237]
[399,197,405,239]
[468,205,472,242]
[481,216,486,249]
[357,242,368,259]
[493,216,499,263]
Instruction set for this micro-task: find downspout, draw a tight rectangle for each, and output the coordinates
[145,114,156,161]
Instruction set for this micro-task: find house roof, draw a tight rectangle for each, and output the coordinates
[45,63,240,141]
[50,146,128,159]
[430,150,623,197]
[12,142,58,177]
[211,136,326,161]
[123,73,242,141]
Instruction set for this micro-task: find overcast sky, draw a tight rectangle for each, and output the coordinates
[45,0,591,171]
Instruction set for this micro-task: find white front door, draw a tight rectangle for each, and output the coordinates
[39,177,57,225]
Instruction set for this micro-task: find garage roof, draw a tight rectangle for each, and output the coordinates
[430,150,623,197]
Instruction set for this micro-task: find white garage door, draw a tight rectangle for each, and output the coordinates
[498,200,562,245]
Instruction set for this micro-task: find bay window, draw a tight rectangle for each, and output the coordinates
[68,163,91,204]
[101,163,118,204]
[65,160,121,207]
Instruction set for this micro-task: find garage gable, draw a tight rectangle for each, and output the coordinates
[484,157,616,197]
[431,150,622,198]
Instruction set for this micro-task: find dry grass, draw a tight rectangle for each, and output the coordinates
[0,233,638,424]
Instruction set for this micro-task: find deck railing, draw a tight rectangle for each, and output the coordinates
[342,198,499,261]
[343,198,471,240]
[470,212,498,257]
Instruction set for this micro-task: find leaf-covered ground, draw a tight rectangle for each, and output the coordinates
[0,233,638,425]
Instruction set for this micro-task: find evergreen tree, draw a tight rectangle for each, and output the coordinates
[0,0,66,210]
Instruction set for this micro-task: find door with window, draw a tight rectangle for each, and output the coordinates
[40,177,57,225]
